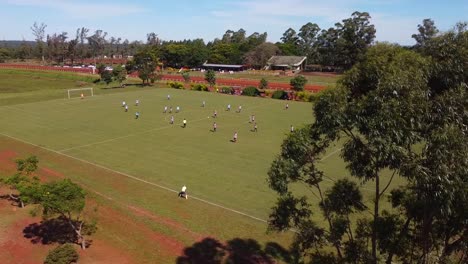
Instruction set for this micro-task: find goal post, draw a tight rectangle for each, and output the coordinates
[67,88,94,99]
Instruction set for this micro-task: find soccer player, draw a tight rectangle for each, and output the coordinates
[233,131,238,142]
[125,105,128,112]
[80,93,84,99]
[178,185,188,199]
[169,106,173,113]
[290,125,294,132]
[202,101,206,107]
[227,104,231,111]
[163,106,168,113]
[213,122,217,132]
[122,101,126,107]
[135,99,139,106]
[252,114,255,123]
[183,118,187,128]
[135,111,140,119]
[170,115,174,124]
[176,106,180,113]
[237,105,242,113]
[167,94,171,100]
[286,103,289,110]
[253,122,258,132]
[213,110,218,118]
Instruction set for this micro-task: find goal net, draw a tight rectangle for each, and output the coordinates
[67,88,94,99]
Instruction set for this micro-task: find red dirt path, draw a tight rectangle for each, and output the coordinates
[0,150,205,263]
[0,63,326,91]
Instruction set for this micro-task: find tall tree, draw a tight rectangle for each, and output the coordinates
[412,18,439,48]
[146,32,161,46]
[31,22,47,63]
[268,44,441,263]
[77,27,89,63]
[204,69,216,88]
[87,30,107,64]
[39,179,97,250]
[128,46,160,85]
[243,42,280,68]
[298,22,321,61]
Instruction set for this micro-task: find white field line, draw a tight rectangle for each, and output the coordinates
[58,100,278,152]
[0,132,278,224]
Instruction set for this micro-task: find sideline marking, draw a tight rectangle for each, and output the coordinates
[58,100,278,152]
[0,132,273,223]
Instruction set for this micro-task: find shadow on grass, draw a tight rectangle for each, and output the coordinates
[23,216,92,248]
[176,237,295,264]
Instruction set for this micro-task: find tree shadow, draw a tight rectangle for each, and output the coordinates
[176,237,292,264]
[23,216,92,248]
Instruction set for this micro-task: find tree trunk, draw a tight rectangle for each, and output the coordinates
[386,217,412,264]
[372,174,380,264]
[316,183,343,260]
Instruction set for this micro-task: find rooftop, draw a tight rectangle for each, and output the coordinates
[267,56,307,66]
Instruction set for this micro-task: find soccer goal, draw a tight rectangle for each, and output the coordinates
[67,88,94,99]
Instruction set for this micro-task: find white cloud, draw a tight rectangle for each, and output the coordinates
[2,0,145,18]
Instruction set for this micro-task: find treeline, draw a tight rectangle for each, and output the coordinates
[2,11,374,71]
[268,21,468,263]
[0,12,456,73]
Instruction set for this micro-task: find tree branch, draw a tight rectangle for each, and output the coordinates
[379,170,397,198]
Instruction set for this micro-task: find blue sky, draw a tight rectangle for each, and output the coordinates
[0,0,466,45]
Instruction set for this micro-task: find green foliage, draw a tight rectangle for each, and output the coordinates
[0,48,11,62]
[290,75,307,91]
[44,244,79,264]
[100,70,113,86]
[271,90,287,100]
[268,42,468,263]
[220,86,233,94]
[96,63,106,75]
[41,179,86,218]
[167,81,184,89]
[259,78,268,89]
[112,65,127,86]
[242,86,259,96]
[181,71,190,83]
[16,155,38,175]
[204,69,216,87]
[295,91,315,102]
[191,83,209,91]
[130,46,160,85]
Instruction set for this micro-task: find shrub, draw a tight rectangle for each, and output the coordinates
[296,91,316,102]
[181,72,190,83]
[191,83,209,91]
[272,90,288,100]
[221,86,234,94]
[167,81,184,89]
[264,89,274,97]
[44,244,79,264]
[259,78,268,89]
[242,86,260,97]
[290,75,308,91]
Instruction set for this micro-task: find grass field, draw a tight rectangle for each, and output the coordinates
[173,70,340,86]
[0,69,401,262]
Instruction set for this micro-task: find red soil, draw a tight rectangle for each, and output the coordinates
[0,150,196,262]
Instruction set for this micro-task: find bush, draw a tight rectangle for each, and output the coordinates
[290,75,308,91]
[167,81,184,89]
[44,244,79,264]
[191,83,209,91]
[221,86,234,94]
[259,78,268,89]
[242,86,260,97]
[296,91,316,102]
[272,90,288,100]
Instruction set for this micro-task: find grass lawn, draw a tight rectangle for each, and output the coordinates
[171,70,340,86]
[0,69,402,262]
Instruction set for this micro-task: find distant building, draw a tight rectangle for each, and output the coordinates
[202,62,245,72]
[265,56,307,71]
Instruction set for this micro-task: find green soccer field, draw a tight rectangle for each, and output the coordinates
[0,88,316,218]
